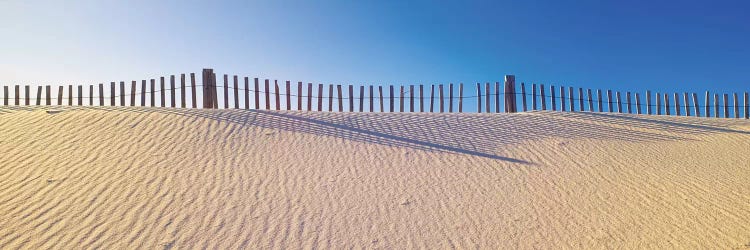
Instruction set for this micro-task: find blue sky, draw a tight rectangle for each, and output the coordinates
[1,0,749,112]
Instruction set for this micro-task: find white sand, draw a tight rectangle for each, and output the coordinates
[0,107,749,249]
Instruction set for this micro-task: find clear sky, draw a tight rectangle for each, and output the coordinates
[1,0,749,109]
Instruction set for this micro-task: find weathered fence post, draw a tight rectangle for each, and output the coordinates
[723,93,729,118]
[692,93,700,117]
[24,85,30,105]
[389,85,394,112]
[246,78,251,110]
[521,83,528,112]
[597,89,603,112]
[664,93,670,115]
[494,82,500,113]
[119,81,125,106]
[635,93,642,114]
[409,85,414,112]
[275,81,282,110]
[674,93,680,116]
[607,90,613,112]
[439,84,444,113]
[705,91,711,118]
[98,84,104,106]
[745,92,749,119]
[130,81,137,106]
[285,80,291,110]
[378,86,384,112]
[560,86,567,111]
[458,83,463,112]
[265,79,271,110]
[109,82,115,106]
[449,84,454,113]
[35,86,42,105]
[504,75,516,113]
[485,82,490,113]
[337,84,343,112]
[476,83,482,113]
[399,85,404,112]
[56,86,63,105]
[714,94,720,118]
[159,77,166,107]
[2,86,7,106]
[369,85,374,112]
[88,85,93,106]
[540,84,547,111]
[318,84,324,111]
[14,85,19,105]
[149,79,155,107]
[297,82,303,111]
[430,84,435,112]
[191,74,197,108]
[733,93,739,118]
[684,93,690,116]
[78,85,83,106]
[359,85,364,112]
[255,78,261,110]
[235,76,241,109]
[646,90,652,115]
[551,85,556,111]
[656,93,662,115]
[202,69,215,109]
[569,87,574,112]
[168,76,175,107]
[141,80,147,106]
[578,88,584,112]
[181,74,186,108]
[532,84,537,110]
[626,92,632,114]
[587,89,593,112]
[45,85,51,105]
[308,83,314,111]
[419,85,424,112]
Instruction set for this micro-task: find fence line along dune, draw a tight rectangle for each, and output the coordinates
[0,106,749,249]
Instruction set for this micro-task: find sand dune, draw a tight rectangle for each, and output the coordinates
[0,107,749,249]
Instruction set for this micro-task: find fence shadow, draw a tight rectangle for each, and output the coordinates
[4,106,749,163]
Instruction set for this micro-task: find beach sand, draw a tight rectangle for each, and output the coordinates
[1,107,749,249]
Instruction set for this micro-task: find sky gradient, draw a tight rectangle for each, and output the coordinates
[2,0,749,104]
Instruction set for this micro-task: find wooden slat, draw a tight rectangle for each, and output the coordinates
[142,80,147,106]
[664,93,670,116]
[369,85,374,112]
[521,83,527,112]
[285,80,291,110]
[494,81,499,113]
[160,77,165,107]
[15,85,19,105]
[348,85,354,112]
[684,93,690,116]
[458,83,463,112]
[212,73,218,108]
[317,84,324,111]
[389,85,394,112]
[191,73,197,108]
[745,92,749,119]
[733,93,739,118]
[560,86,566,111]
[78,85,83,106]
[234,76,240,109]
[578,88,584,111]
[337,85,343,112]
[255,78,261,110]
[587,89,593,112]
[169,76,176,107]
[45,85,51,105]
[25,85,30,105]
[569,87,574,112]
[245,78,251,110]
[150,79,156,107]
[430,85,435,112]
[645,91,651,115]
[550,85,556,111]
[120,81,126,106]
[705,91,711,118]
[180,74,186,108]
[89,85,93,106]
[723,93,729,118]
[99,84,105,106]
[298,82,303,111]
[68,85,73,106]
[419,85,424,112]
[378,86,384,112]
[275,80,281,111]
[540,84,546,111]
[449,84,454,113]
[656,93,662,115]
[606,90,613,112]
[597,89,603,112]
[476,83,482,113]
[222,75,228,109]
[504,76,517,113]
[692,93,700,117]
[485,82,490,113]
[532,84,537,110]
[439,84,444,113]
[2,86,7,106]
[399,86,404,112]
[264,79,270,110]
[714,94,720,118]
[359,85,364,112]
[616,91,622,113]
[626,92,632,114]
[409,85,414,112]
[328,84,334,112]
[131,81,136,106]
[308,83,313,111]
[635,93,642,114]
[57,86,63,105]
[36,86,42,105]
[673,93,680,116]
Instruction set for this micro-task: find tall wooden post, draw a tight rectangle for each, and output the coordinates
[131,81,137,106]
[532,84,538,110]
[235,76,241,109]
[202,69,216,109]
[458,83,463,112]
[714,93,719,118]
[635,93,642,114]
[540,84,546,111]
[449,84,454,113]
[275,81,282,111]
[504,75,516,113]
[409,85,414,112]
[656,93,662,115]
[308,83,313,111]
[57,86,63,105]
[285,80,291,110]
[476,83,482,113]
[359,85,364,112]
[181,74,187,108]
[569,87,574,112]
[684,93,690,116]
[494,82,499,113]
[317,84,323,111]
[142,80,147,106]
[298,82,303,111]
[723,94,729,118]
[551,85,556,111]
[626,92,632,114]
[389,85,394,112]
[430,85,435,112]
[348,85,353,112]
[560,86,566,112]
[705,91,711,118]
[733,93,739,118]
[486,82,490,113]
[521,83,528,112]
[674,93,680,116]
[587,89,593,112]
[255,78,261,110]
[399,86,404,112]
[337,84,343,112]
[369,85,374,112]
[439,84,444,113]
[191,74,197,108]
[78,85,83,106]
[578,88,584,111]
[378,86,384,112]
[692,93,700,117]
[664,93,670,116]
[45,85,51,105]
[35,86,42,105]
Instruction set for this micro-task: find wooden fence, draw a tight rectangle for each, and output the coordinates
[1,68,749,119]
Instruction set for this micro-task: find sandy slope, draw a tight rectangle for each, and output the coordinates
[0,107,749,249]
